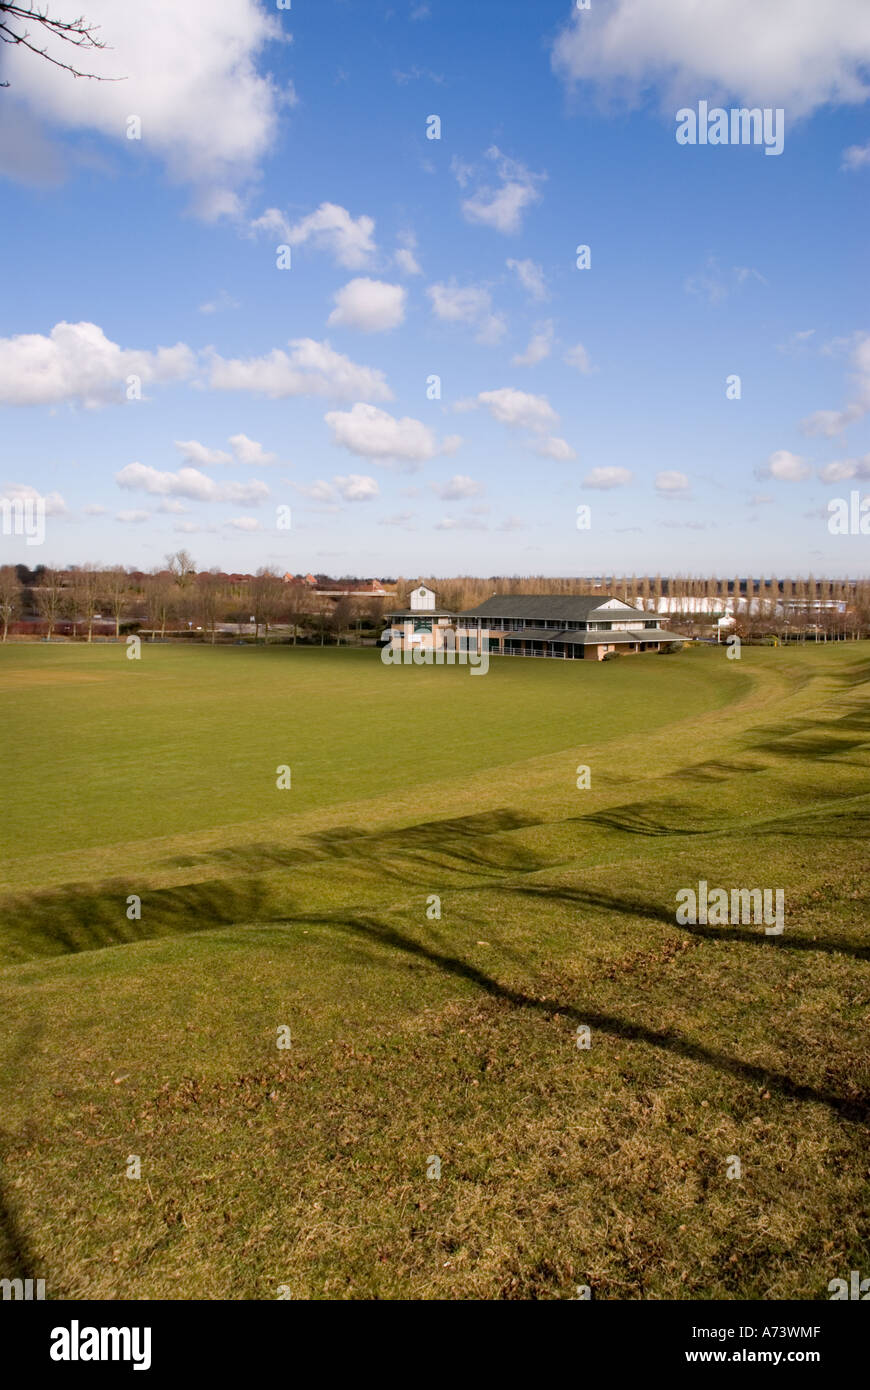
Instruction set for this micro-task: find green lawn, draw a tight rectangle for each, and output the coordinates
[2,643,744,868]
[0,641,868,1298]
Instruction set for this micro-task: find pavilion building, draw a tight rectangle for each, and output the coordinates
[384,587,674,661]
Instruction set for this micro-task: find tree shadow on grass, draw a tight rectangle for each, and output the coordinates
[666,758,769,783]
[167,808,547,875]
[0,812,553,964]
[829,657,870,690]
[576,800,727,837]
[504,883,870,962]
[273,909,870,1126]
[573,789,870,842]
[0,1023,43,1281]
[165,806,544,878]
[747,684,870,762]
[0,878,272,964]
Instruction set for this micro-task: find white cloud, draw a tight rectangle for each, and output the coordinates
[229,433,277,466]
[198,290,240,315]
[512,321,553,367]
[533,436,576,461]
[334,474,379,501]
[842,142,870,170]
[583,467,632,489]
[207,338,392,402]
[175,439,232,466]
[800,405,865,436]
[426,282,506,344]
[379,511,416,528]
[756,449,811,482]
[431,474,483,500]
[684,257,766,306]
[226,516,262,531]
[475,388,559,433]
[818,455,870,482]
[3,0,287,209]
[195,189,247,223]
[551,0,870,117]
[293,474,377,504]
[564,342,593,373]
[328,278,407,333]
[82,503,108,516]
[394,231,422,275]
[116,509,151,524]
[252,202,377,268]
[800,332,870,436]
[458,146,545,234]
[506,258,548,300]
[116,462,269,503]
[294,480,338,503]
[324,402,452,465]
[4,483,68,515]
[0,321,194,407]
[173,435,275,467]
[777,328,816,355]
[157,500,190,515]
[434,515,488,531]
[655,470,691,493]
[395,247,422,275]
[393,63,442,84]
[173,521,216,535]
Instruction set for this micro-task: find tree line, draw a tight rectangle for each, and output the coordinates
[2,558,869,642]
[0,554,386,643]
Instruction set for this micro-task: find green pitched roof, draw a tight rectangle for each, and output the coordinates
[460,593,646,621]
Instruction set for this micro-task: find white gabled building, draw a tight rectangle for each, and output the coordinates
[384,589,674,661]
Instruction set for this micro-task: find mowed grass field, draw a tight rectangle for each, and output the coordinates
[0,641,868,1299]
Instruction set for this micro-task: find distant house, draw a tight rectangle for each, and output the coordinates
[315,578,395,598]
[384,587,673,661]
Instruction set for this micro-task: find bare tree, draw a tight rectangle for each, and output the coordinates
[166,549,196,589]
[329,595,355,645]
[195,571,222,644]
[69,563,99,641]
[35,567,64,639]
[101,566,129,638]
[0,564,20,641]
[0,3,116,84]
[282,579,309,645]
[143,572,173,639]
[250,568,285,642]
[308,600,332,647]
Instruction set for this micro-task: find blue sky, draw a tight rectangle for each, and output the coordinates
[1,0,869,577]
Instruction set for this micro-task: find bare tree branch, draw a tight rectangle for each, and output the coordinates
[0,3,122,84]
